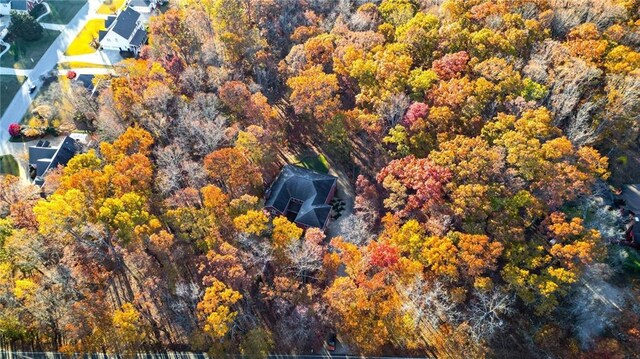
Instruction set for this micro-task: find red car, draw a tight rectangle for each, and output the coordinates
[326,334,337,351]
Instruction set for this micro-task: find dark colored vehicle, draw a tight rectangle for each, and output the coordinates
[326,333,337,351]
[29,84,37,94]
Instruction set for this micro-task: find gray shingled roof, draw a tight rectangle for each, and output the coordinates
[622,184,640,214]
[11,0,27,10]
[265,165,337,229]
[29,136,79,181]
[112,7,140,39]
[105,15,116,28]
[129,0,150,7]
[129,28,147,47]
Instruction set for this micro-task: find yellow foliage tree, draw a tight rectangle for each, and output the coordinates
[197,279,242,339]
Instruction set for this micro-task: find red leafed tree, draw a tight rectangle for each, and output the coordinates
[8,123,21,137]
[431,51,470,81]
[402,102,429,129]
[369,241,399,269]
[376,155,451,218]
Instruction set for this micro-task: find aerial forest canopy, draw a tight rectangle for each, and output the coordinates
[1,0,640,357]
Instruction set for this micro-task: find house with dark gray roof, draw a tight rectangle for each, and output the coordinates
[0,0,43,15]
[0,0,42,15]
[265,165,338,230]
[99,7,147,55]
[28,136,80,186]
[620,184,640,248]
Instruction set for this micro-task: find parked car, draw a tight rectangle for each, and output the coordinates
[325,333,337,351]
[27,78,37,94]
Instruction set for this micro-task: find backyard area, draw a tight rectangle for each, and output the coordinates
[37,0,87,24]
[97,0,125,14]
[296,152,330,173]
[0,75,26,116]
[65,19,104,56]
[0,29,61,69]
[0,155,19,176]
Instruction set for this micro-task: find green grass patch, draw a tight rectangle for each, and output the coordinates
[0,155,19,177]
[297,153,330,173]
[622,247,640,274]
[97,0,126,15]
[40,0,87,24]
[0,75,26,117]
[0,29,61,69]
[64,19,104,56]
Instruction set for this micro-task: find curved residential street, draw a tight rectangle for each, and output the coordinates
[0,0,117,157]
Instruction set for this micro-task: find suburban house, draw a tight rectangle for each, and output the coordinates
[128,0,163,13]
[28,135,83,186]
[0,0,42,15]
[265,165,338,230]
[99,7,147,55]
[619,184,640,248]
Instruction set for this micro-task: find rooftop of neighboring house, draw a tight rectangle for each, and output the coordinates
[10,0,27,10]
[128,0,151,7]
[621,184,640,215]
[28,136,80,186]
[265,165,337,229]
[129,28,147,47]
[110,6,141,39]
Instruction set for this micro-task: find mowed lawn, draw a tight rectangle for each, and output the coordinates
[40,0,87,24]
[97,0,125,14]
[0,29,60,69]
[297,153,330,173]
[0,75,26,116]
[0,155,19,176]
[65,19,105,56]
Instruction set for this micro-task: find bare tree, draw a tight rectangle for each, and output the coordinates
[378,92,410,132]
[180,65,208,96]
[398,277,459,328]
[549,0,628,37]
[155,144,188,195]
[467,288,515,343]
[174,93,228,157]
[285,239,323,281]
[329,213,372,245]
[237,234,274,277]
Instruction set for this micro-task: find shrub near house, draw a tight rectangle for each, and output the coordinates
[8,11,43,41]
[8,123,22,137]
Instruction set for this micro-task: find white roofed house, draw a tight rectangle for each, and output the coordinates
[128,0,164,14]
[98,7,147,55]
